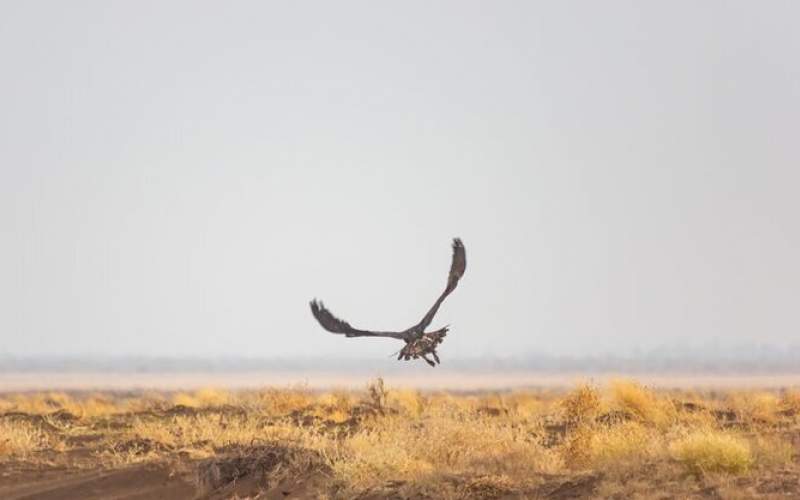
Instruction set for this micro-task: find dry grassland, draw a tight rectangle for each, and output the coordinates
[2,378,800,499]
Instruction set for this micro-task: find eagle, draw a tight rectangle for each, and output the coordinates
[310,238,466,367]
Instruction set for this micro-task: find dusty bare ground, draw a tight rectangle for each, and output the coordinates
[2,379,800,499]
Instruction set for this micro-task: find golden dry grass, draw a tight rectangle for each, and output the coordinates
[561,383,602,424]
[0,420,53,457]
[586,420,662,468]
[1,379,799,498]
[609,379,676,428]
[670,430,753,474]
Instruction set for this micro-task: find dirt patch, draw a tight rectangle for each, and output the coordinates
[537,473,604,499]
[164,404,248,418]
[195,443,330,498]
[459,475,515,499]
[111,437,173,455]
[754,469,800,496]
[596,410,634,426]
[0,463,195,500]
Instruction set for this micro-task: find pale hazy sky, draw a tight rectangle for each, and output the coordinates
[1,2,798,359]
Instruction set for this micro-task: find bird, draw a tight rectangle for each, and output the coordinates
[310,238,466,367]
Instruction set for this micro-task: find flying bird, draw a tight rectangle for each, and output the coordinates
[310,238,466,367]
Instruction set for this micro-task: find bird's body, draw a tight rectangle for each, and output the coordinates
[310,238,466,367]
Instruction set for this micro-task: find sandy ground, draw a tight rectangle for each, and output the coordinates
[2,371,800,392]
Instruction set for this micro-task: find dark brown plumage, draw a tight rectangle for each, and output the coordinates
[310,238,466,367]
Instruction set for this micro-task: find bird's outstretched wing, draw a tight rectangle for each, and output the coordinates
[310,300,407,339]
[409,238,466,333]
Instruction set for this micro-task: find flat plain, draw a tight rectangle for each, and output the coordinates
[2,377,800,499]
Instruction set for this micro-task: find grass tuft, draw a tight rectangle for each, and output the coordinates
[561,383,602,424]
[0,420,52,457]
[611,380,675,428]
[670,430,752,474]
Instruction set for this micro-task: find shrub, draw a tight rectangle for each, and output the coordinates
[670,431,752,474]
[589,421,660,468]
[561,383,601,424]
[0,420,51,457]
[728,392,780,424]
[611,380,674,428]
